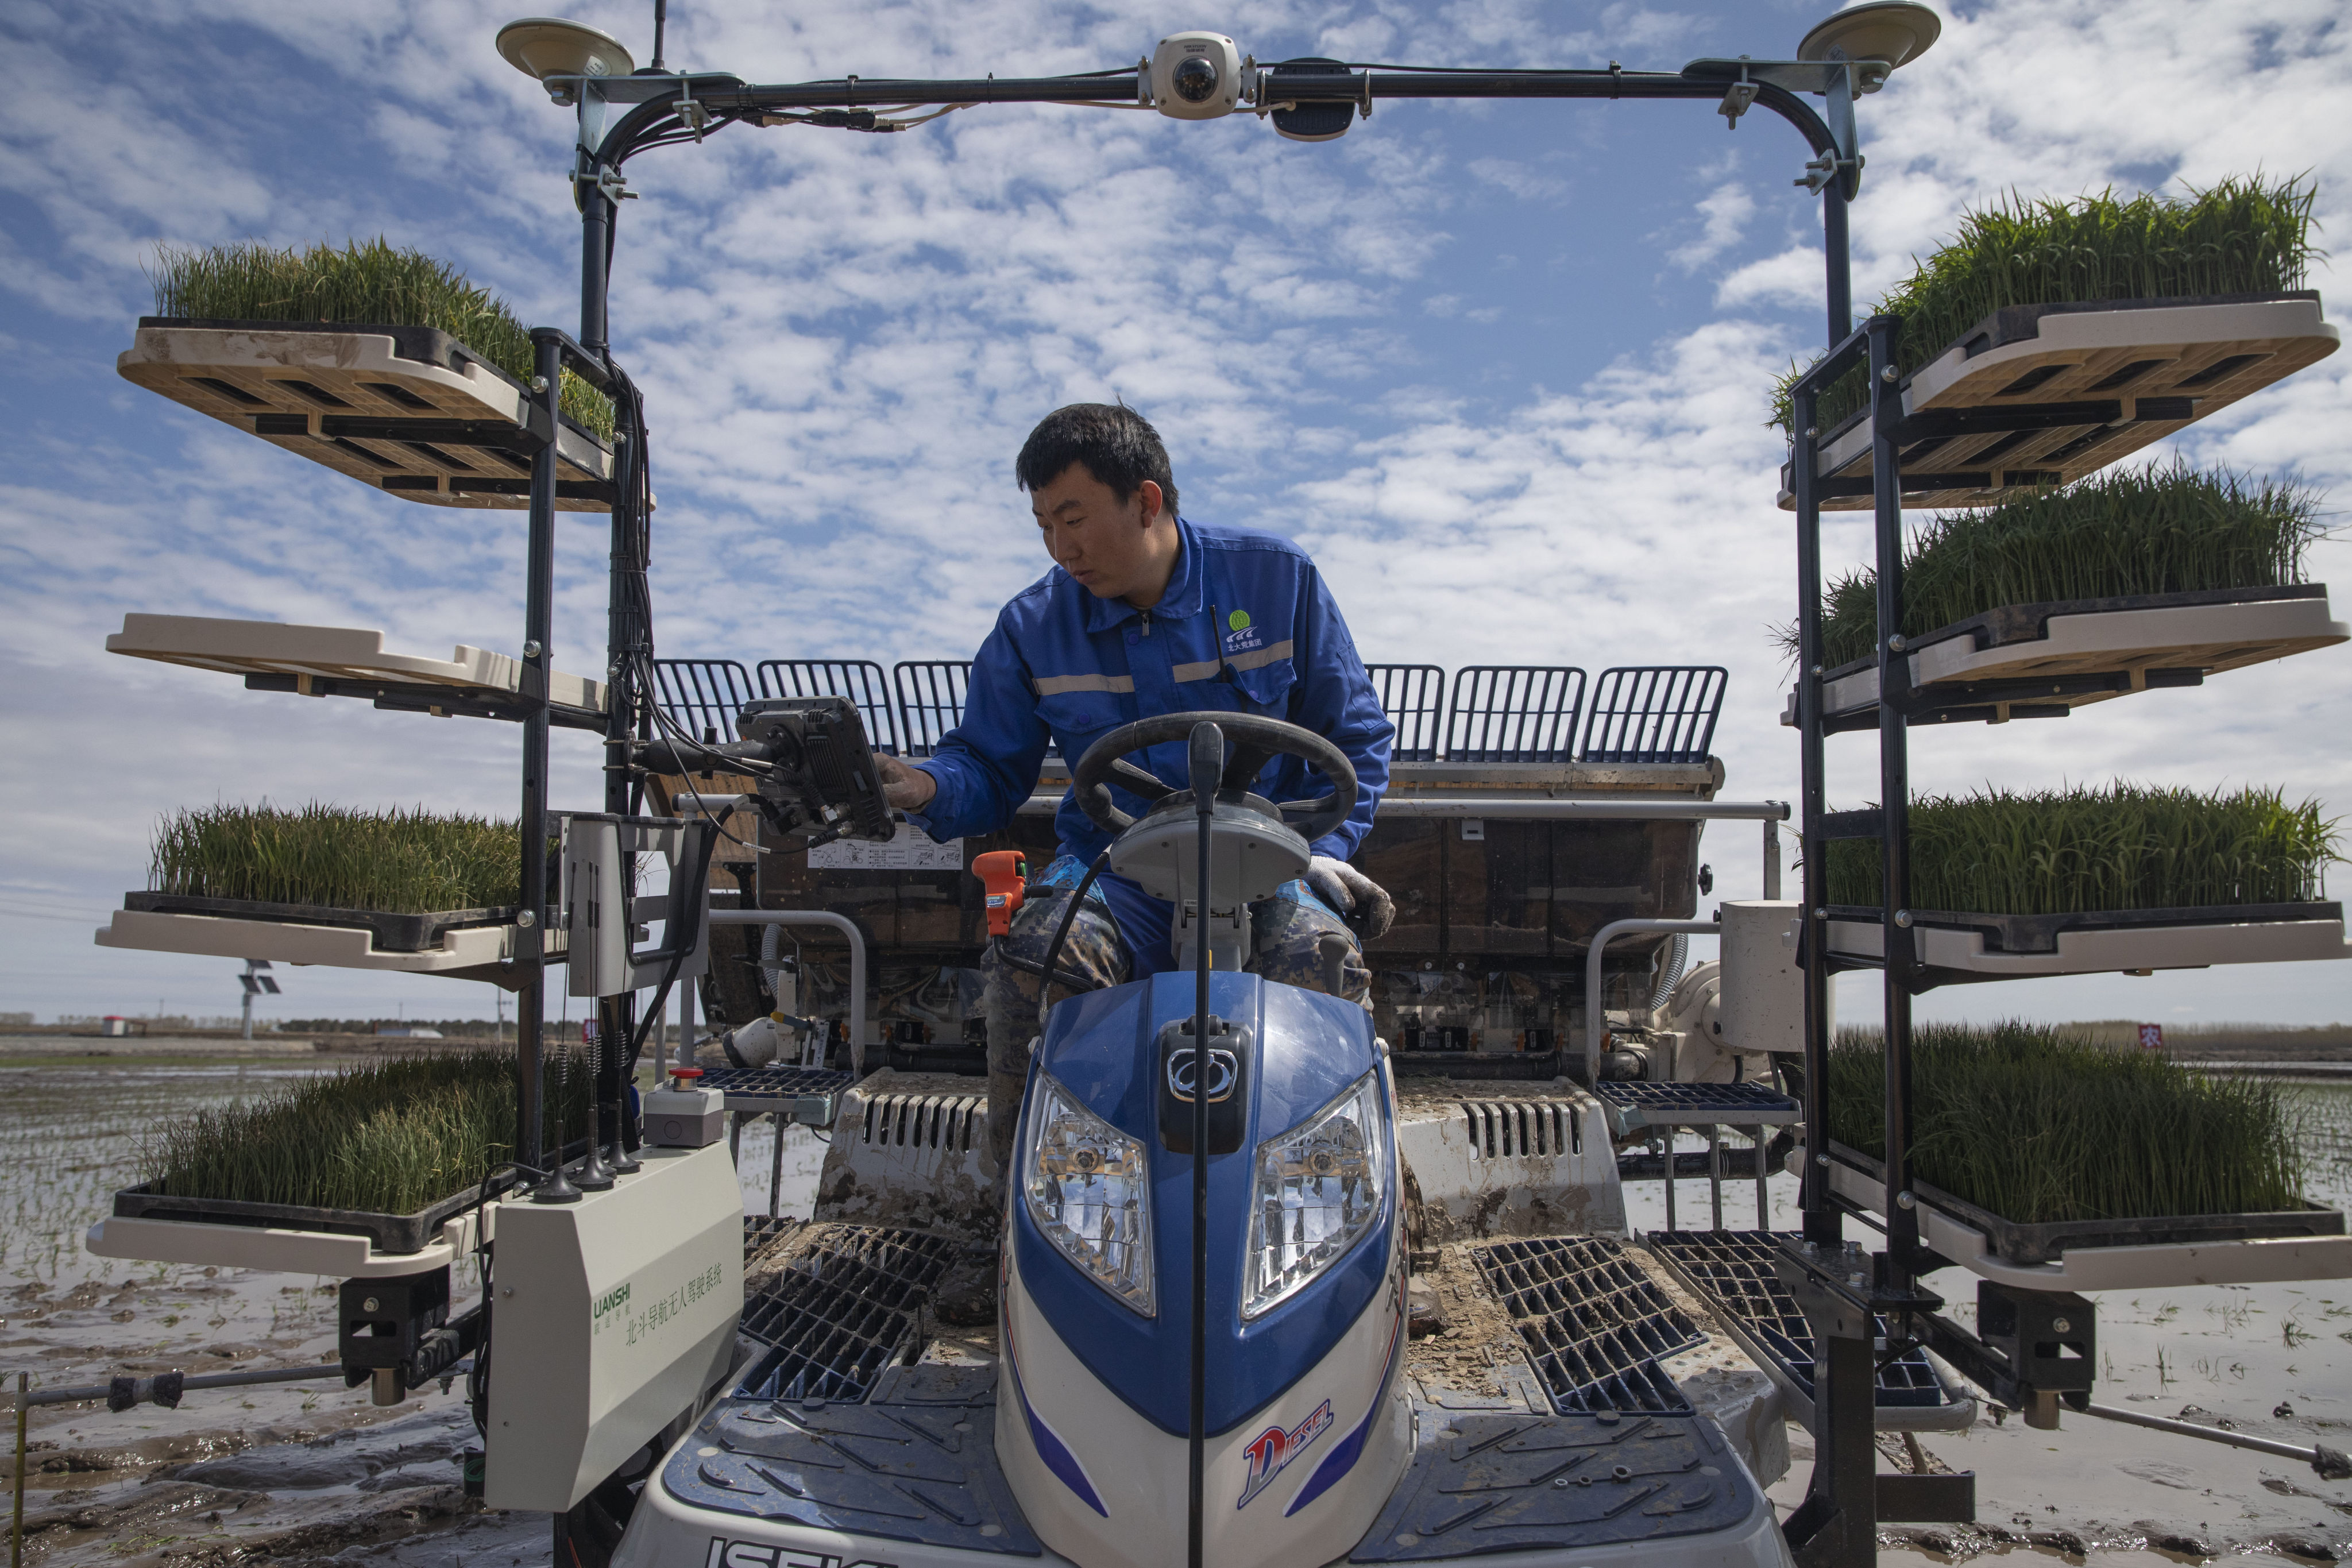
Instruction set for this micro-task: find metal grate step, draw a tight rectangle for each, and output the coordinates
[743,1215,797,1265]
[1646,1230,1959,1410]
[736,1227,963,1404]
[698,1065,853,1098]
[1472,1237,1701,1416]
[1593,1079,1798,1134]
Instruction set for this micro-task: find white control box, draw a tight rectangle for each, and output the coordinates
[484,1141,740,1512]
[1719,899,1826,1053]
[644,1083,725,1148]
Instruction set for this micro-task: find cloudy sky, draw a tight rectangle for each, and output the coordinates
[2,0,2346,1030]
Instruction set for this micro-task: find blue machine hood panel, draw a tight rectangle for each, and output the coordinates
[1013,970,1392,1437]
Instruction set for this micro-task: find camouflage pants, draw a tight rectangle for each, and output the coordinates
[979,868,1370,1172]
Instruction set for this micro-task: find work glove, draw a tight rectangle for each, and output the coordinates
[875,752,937,811]
[1306,855,1395,941]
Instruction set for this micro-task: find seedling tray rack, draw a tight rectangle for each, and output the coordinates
[119,318,616,511]
[1778,292,2339,511]
[1780,584,2346,730]
[1782,257,2347,1538]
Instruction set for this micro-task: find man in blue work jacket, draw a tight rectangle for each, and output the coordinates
[874,403,1395,1172]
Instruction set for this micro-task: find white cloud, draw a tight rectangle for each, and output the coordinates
[1664,180,1755,271]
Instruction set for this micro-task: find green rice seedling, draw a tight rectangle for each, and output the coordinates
[140,1047,597,1214]
[1781,460,2321,668]
[150,802,522,913]
[1825,783,2337,915]
[1771,175,2319,432]
[1828,1021,2306,1223]
[149,237,614,439]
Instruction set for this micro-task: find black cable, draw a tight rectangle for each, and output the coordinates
[1037,849,1114,1015]
[464,1158,542,1439]
[991,941,1105,995]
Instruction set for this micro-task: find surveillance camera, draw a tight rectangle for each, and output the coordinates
[1151,32,1243,120]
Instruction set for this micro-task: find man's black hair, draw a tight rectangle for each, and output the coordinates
[1015,403,1178,516]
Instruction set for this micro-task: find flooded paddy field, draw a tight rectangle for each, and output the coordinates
[3,1054,2346,1564]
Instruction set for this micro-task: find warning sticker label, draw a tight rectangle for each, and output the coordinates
[807,825,964,871]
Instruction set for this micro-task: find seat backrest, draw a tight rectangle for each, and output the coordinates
[1444,666,1587,762]
[893,661,973,758]
[649,659,757,743]
[1363,663,1447,762]
[1579,666,1727,763]
[757,659,902,755]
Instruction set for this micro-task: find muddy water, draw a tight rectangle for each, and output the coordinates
[5,1060,2347,1564]
[0,1056,549,1564]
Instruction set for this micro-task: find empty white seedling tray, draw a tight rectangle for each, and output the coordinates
[108,613,608,722]
[86,1206,485,1279]
[95,906,561,987]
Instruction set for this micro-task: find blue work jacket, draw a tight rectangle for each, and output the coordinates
[907,516,1392,960]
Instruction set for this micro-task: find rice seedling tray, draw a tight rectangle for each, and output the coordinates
[1822,1142,2345,1273]
[1779,291,2339,511]
[109,1172,508,1256]
[1824,902,2346,985]
[107,613,608,730]
[1784,584,2346,731]
[119,318,615,511]
[122,891,515,953]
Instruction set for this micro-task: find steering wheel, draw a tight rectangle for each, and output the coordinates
[1071,712,1357,844]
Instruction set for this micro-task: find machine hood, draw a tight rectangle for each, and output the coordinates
[1013,969,1392,1436]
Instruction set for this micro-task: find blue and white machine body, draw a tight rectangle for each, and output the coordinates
[617,713,1794,1568]
[1000,968,1410,1566]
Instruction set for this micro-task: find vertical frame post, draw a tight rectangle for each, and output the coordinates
[1822,185,1853,344]
[1792,370,1836,1250]
[515,331,564,1172]
[1866,315,1920,1283]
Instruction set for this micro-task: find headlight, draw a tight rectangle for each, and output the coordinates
[1024,1073,1155,1316]
[1242,1069,1388,1320]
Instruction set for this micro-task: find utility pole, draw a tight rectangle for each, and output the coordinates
[238,960,279,1041]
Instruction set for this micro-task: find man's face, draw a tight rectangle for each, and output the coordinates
[1031,463,1165,602]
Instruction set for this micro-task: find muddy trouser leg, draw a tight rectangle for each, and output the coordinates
[980,887,1130,1175]
[1249,880,1372,1005]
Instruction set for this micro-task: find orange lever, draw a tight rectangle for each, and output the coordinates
[974,851,1028,937]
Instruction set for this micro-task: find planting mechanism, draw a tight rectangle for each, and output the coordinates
[82,3,2351,1566]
